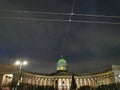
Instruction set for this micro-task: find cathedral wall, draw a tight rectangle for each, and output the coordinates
[0,65,119,89]
[21,70,115,90]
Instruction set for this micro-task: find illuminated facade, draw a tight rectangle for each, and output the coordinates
[0,58,120,90]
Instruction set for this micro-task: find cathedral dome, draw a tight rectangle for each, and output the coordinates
[57,58,68,71]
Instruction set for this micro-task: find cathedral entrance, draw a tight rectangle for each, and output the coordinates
[58,80,69,90]
[61,81,67,90]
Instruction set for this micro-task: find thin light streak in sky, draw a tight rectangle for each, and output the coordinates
[0,10,120,19]
[0,16,120,25]
[60,0,76,57]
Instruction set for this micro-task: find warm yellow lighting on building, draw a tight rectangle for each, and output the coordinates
[60,67,65,70]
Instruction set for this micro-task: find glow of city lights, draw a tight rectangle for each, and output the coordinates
[22,61,28,65]
[15,60,28,66]
[15,60,21,65]
[119,74,120,77]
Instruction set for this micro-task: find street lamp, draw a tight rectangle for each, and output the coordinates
[14,60,28,89]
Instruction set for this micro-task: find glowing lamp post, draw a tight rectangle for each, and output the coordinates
[15,60,28,89]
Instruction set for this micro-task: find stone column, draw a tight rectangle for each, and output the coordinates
[78,79,80,88]
[25,76,29,84]
[44,78,47,86]
[79,78,82,87]
[42,78,44,86]
[76,78,79,89]
[31,77,35,85]
[35,77,39,85]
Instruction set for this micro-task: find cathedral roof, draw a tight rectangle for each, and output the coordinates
[57,58,67,65]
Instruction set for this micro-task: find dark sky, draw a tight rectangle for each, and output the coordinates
[0,0,120,74]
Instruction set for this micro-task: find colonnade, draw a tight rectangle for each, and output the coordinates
[22,75,53,86]
[21,72,115,90]
[75,75,114,89]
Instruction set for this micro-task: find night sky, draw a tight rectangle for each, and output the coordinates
[0,0,120,74]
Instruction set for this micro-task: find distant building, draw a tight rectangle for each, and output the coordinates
[0,58,120,90]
